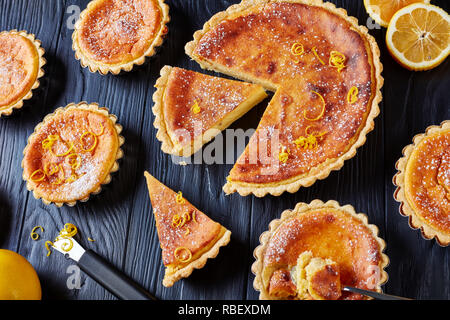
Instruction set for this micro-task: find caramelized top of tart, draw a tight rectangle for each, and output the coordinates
[263,208,382,300]
[299,253,342,300]
[405,129,450,235]
[162,67,266,150]
[144,172,224,267]
[189,1,377,185]
[23,107,119,203]
[76,0,164,65]
[0,33,39,108]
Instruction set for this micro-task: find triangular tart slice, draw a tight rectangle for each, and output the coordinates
[144,171,231,287]
[152,66,267,157]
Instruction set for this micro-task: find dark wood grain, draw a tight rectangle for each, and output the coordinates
[0,0,448,300]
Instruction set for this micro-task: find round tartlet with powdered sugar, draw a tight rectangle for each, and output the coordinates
[0,30,46,117]
[394,121,450,246]
[72,0,169,75]
[22,102,124,207]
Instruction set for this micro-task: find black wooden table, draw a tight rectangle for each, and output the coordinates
[0,0,449,300]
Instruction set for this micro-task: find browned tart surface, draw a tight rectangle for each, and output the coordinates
[23,108,119,203]
[0,33,39,108]
[190,1,379,187]
[76,0,164,65]
[263,208,382,300]
[405,129,450,236]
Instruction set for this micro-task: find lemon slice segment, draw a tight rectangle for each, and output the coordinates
[364,0,430,28]
[386,3,450,71]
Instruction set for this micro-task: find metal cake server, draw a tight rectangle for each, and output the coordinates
[343,286,412,300]
[53,236,156,300]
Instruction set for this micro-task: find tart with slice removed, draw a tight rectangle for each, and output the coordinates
[144,172,231,287]
[252,200,389,300]
[72,0,169,74]
[22,102,124,207]
[0,30,45,117]
[186,0,383,197]
[153,66,267,157]
[394,121,450,246]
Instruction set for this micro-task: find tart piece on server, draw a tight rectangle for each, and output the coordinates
[252,200,389,300]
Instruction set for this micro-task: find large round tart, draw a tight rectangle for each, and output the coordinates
[0,30,45,117]
[394,121,450,246]
[22,102,124,206]
[72,0,169,74]
[252,200,389,300]
[186,0,383,197]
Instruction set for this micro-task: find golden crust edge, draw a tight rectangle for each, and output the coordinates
[21,102,125,207]
[71,0,170,75]
[162,228,232,287]
[184,0,383,197]
[250,199,389,300]
[0,30,46,117]
[152,65,180,155]
[393,120,450,247]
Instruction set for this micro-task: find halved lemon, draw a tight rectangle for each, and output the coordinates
[364,0,430,28]
[386,3,450,71]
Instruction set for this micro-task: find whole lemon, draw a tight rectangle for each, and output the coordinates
[0,249,42,300]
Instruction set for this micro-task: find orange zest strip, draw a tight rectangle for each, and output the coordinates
[55,141,75,157]
[347,86,359,104]
[291,42,304,63]
[192,211,198,223]
[171,214,182,228]
[44,163,60,176]
[175,191,185,204]
[182,212,191,223]
[45,241,54,257]
[312,46,325,65]
[174,247,192,263]
[88,237,95,242]
[94,123,105,136]
[278,146,290,163]
[184,227,190,236]
[41,135,59,150]
[329,50,346,72]
[61,223,78,238]
[66,153,81,170]
[54,223,78,252]
[42,134,76,158]
[30,169,46,182]
[60,238,74,252]
[191,100,201,114]
[80,132,98,152]
[30,226,44,241]
[294,126,327,150]
[303,91,326,121]
[50,164,65,185]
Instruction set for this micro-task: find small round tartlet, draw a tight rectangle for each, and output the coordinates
[394,121,450,246]
[22,102,124,207]
[252,200,389,300]
[72,0,170,75]
[0,30,45,117]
